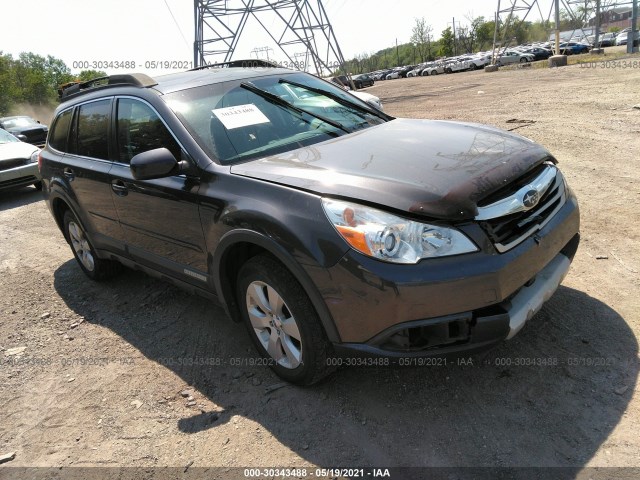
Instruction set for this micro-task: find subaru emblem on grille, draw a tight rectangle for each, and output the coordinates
[522,189,540,209]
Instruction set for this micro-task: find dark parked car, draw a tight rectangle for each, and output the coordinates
[398,65,416,78]
[0,128,42,191]
[40,65,580,385]
[521,47,553,61]
[0,116,49,147]
[332,74,374,90]
[559,42,590,55]
[352,74,374,89]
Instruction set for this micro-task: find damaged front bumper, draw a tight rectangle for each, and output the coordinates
[320,191,580,358]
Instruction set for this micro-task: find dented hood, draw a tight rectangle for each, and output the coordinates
[230,118,553,220]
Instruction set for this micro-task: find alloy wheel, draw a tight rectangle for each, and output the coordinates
[245,281,302,369]
[68,221,95,272]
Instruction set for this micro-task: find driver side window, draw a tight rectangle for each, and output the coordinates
[116,98,182,164]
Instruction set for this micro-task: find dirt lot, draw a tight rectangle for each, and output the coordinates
[1,56,639,478]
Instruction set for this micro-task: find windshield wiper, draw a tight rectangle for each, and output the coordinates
[239,82,349,134]
[278,78,393,122]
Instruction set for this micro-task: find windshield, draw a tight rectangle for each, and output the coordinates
[0,129,20,144]
[164,72,388,164]
[1,117,37,128]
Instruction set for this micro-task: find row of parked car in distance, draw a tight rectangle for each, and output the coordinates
[365,32,632,80]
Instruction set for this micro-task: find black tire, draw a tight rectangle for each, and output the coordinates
[33,181,43,191]
[520,57,527,63]
[236,254,335,385]
[63,210,121,281]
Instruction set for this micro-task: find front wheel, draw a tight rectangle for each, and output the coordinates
[237,255,334,385]
[63,210,121,281]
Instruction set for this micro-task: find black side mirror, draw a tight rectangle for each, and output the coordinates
[130,148,179,180]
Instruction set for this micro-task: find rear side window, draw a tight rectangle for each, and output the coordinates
[49,109,72,152]
[74,99,111,159]
[116,98,181,163]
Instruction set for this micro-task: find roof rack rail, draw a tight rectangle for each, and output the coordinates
[58,73,158,100]
[189,59,282,71]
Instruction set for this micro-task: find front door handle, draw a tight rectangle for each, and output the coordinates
[111,180,128,196]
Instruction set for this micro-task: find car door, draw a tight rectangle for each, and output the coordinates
[63,98,126,253]
[108,97,208,285]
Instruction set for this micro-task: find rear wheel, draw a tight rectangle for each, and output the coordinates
[63,210,121,281]
[237,255,334,385]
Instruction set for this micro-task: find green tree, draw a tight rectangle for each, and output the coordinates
[0,52,80,115]
[77,69,108,82]
[0,53,19,115]
[410,17,433,63]
[475,18,496,50]
[438,27,455,57]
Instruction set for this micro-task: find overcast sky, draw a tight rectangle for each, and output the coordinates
[1,0,530,75]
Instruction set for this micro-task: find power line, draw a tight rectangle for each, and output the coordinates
[163,0,190,50]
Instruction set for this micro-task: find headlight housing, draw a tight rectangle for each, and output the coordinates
[322,199,478,264]
[29,150,39,164]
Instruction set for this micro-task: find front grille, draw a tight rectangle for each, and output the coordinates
[478,167,566,253]
[22,129,47,144]
[478,162,549,207]
[0,158,27,171]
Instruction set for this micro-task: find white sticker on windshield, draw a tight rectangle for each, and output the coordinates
[212,104,270,130]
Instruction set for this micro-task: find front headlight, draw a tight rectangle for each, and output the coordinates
[29,150,39,164]
[322,199,478,264]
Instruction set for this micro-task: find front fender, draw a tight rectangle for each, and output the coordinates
[211,229,342,343]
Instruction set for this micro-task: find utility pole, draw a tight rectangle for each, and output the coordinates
[554,0,561,55]
[629,0,638,54]
[396,38,400,66]
[595,0,601,48]
[452,17,457,55]
[491,2,500,64]
[548,0,568,66]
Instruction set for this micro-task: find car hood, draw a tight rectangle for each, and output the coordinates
[4,125,47,134]
[230,118,554,220]
[0,142,39,161]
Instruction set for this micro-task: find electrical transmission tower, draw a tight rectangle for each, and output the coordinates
[193,0,349,76]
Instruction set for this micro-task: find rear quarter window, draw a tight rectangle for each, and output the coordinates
[49,109,73,152]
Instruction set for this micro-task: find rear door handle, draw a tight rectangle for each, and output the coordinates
[63,167,75,180]
[111,179,128,196]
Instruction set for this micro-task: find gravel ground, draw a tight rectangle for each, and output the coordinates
[1,55,639,477]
